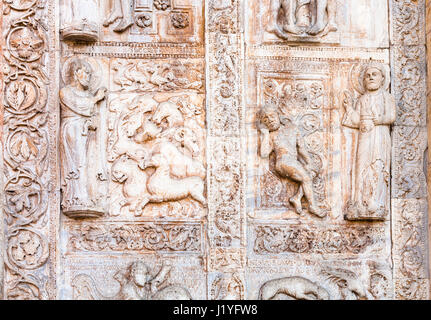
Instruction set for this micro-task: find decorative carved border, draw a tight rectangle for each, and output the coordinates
[1,0,59,299]
[206,0,246,298]
[390,0,430,300]
[65,222,204,254]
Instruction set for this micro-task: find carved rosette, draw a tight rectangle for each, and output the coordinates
[207,0,246,298]
[390,0,429,299]
[2,0,58,299]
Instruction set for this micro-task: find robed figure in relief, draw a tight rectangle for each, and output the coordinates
[60,58,107,218]
[342,63,396,221]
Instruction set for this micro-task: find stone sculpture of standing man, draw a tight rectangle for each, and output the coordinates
[267,0,337,37]
[60,58,107,218]
[342,63,396,221]
[258,103,325,218]
[103,0,135,32]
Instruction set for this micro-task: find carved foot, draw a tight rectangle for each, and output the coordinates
[103,10,123,27]
[308,205,326,218]
[283,24,302,35]
[307,22,326,35]
[266,20,280,34]
[289,196,303,215]
[113,18,134,32]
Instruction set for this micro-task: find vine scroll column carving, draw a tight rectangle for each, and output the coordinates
[1,0,60,299]
[390,0,430,300]
[206,0,247,299]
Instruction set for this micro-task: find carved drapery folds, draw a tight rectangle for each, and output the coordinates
[60,57,108,218]
[2,0,58,299]
[61,0,100,41]
[266,0,338,41]
[342,63,396,221]
[1,0,430,301]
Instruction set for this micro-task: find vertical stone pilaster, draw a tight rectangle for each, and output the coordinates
[206,0,247,299]
[390,0,430,300]
[1,0,60,299]
[426,0,431,301]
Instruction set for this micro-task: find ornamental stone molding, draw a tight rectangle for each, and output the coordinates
[0,0,430,300]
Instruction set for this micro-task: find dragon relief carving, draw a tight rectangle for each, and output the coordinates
[107,93,206,217]
[72,261,192,300]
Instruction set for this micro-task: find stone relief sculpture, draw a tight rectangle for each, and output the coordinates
[259,268,370,300]
[258,103,325,217]
[259,276,330,300]
[322,268,368,300]
[342,63,396,221]
[108,93,206,217]
[61,0,99,41]
[103,0,135,32]
[266,0,337,39]
[72,261,192,299]
[60,57,108,218]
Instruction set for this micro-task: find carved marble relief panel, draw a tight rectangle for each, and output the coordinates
[100,0,203,43]
[2,0,430,300]
[1,0,59,299]
[245,46,395,299]
[58,33,207,297]
[246,0,389,47]
[67,256,206,299]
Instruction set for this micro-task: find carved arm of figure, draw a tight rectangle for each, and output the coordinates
[150,264,172,294]
[94,87,107,103]
[87,87,107,130]
[296,131,317,176]
[60,87,93,117]
[373,94,396,126]
[258,123,273,159]
[341,91,360,129]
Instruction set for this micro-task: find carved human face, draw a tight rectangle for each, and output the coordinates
[74,66,91,89]
[131,261,149,287]
[261,109,281,131]
[364,67,384,92]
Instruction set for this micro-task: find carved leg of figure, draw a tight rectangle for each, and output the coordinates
[113,0,135,32]
[289,185,304,215]
[300,178,325,217]
[190,184,207,207]
[266,0,282,33]
[326,0,337,31]
[282,0,301,34]
[134,197,150,216]
[103,0,123,27]
[307,0,327,35]
[277,161,325,217]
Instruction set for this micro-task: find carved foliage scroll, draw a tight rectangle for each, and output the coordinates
[207,0,246,298]
[390,0,429,300]
[2,0,57,299]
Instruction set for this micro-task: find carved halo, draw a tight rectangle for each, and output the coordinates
[61,56,102,92]
[349,62,391,95]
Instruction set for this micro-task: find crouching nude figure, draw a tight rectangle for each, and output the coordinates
[258,103,325,218]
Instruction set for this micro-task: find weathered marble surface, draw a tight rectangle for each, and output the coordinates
[0,0,429,300]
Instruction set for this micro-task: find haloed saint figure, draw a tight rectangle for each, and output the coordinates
[59,58,107,218]
[342,63,396,220]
